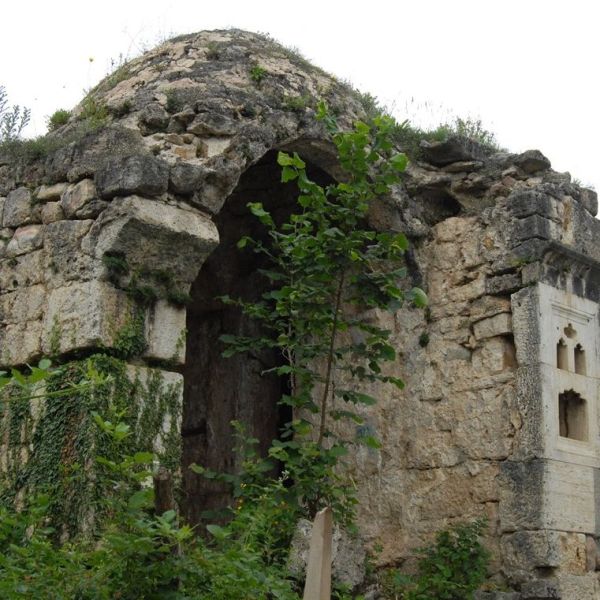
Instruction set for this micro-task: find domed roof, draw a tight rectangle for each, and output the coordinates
[1,29,364,192]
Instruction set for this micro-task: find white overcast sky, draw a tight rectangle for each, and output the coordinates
[2,0,599,191]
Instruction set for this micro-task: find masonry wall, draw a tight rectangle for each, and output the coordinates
[1,28,600,598]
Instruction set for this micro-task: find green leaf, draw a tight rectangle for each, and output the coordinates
[277,151,294,166]
[132,452,154,464]
[291,152,306,169]
[390,152,409,172]
[206,524,231,540]
[247,202,274,226]
[358,434,382,449]
[281,166,298,182]
[128,489,153,511]
[38,358,52,371]
[411,287,428,308]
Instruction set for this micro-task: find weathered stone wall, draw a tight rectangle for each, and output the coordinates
[349,142,600,597]
[2,28,600,597]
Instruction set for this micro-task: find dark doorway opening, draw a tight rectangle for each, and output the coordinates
[558,389,587,441]
[181,150,333,526]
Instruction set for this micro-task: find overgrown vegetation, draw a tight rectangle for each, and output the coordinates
[213,101,425,528]
[0,356,181,539]
[0,104,490,597]
[101,251,192,308]
[46,108,71,132]
[353,91,501,159]
[0,402,296,598]
[380,520,490,600]
[250,64,267,85]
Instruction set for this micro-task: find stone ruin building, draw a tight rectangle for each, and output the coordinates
[1,29,600,599]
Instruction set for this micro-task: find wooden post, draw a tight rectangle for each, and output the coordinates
[303,507,333,600]
[153,466,176,515]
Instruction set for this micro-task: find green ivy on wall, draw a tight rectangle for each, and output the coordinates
[0,354,182,537]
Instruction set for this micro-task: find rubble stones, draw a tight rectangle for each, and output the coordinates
[420,135,491,166]
[95,154,169,198]
[6,225,43,256]
[36,182,68,201]
[3,187,32,227]
[40,202,64,224]
[514,149,551,174]
[61,178,97,217]
[169,161,210,195]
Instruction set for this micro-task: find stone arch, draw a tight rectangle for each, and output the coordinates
[181,142,337,525]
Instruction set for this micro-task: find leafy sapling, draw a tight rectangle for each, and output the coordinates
[218,101,427,523]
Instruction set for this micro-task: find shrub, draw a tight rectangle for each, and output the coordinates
[381,520,490,600]
[46,108,71,132]
[250,64,267,85]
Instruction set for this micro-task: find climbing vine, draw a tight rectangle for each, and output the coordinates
[0,354,182,536]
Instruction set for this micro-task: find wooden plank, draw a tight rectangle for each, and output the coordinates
[303,506,333,600]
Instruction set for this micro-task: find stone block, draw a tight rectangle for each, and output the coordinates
[0,319,43,366]
[61,178,97,217]
[585,535,598,572]
[486,273,523,295]
[197,136,232,158]
[144,300,186,364]
[556,574,600,599]
[512,366,545,459]
[472,337,516,373]
[511,286,541,366]
[0,197,4,224]
[542,460,597,534]
[41,281,131,355]
[419,136,489,166]
[448,276,486,302]
[45,124,145,184]
[169,161,210,195]
[43,220,97,285]
[514,150,551,174]
[520,579,560,599]
[452,386,515,460]
[138,103,170,134]
[508,190,558,221]
[0,284,46,324]
[40,202,64,224]
[36,182,68,201]
[513,214,553,243]
[3,187,32,227]
[470,295,512,320]
[6,225,43,256]
[501,530,584,575]
[0,250,44,292]
[499,459,545,532]
[473,313,512,340]
[95,154,169,199]
[579,188,598,217]
[187,113,236,136]
[86,196,219,285]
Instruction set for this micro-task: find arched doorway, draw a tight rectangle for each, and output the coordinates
[181,149,334,526]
